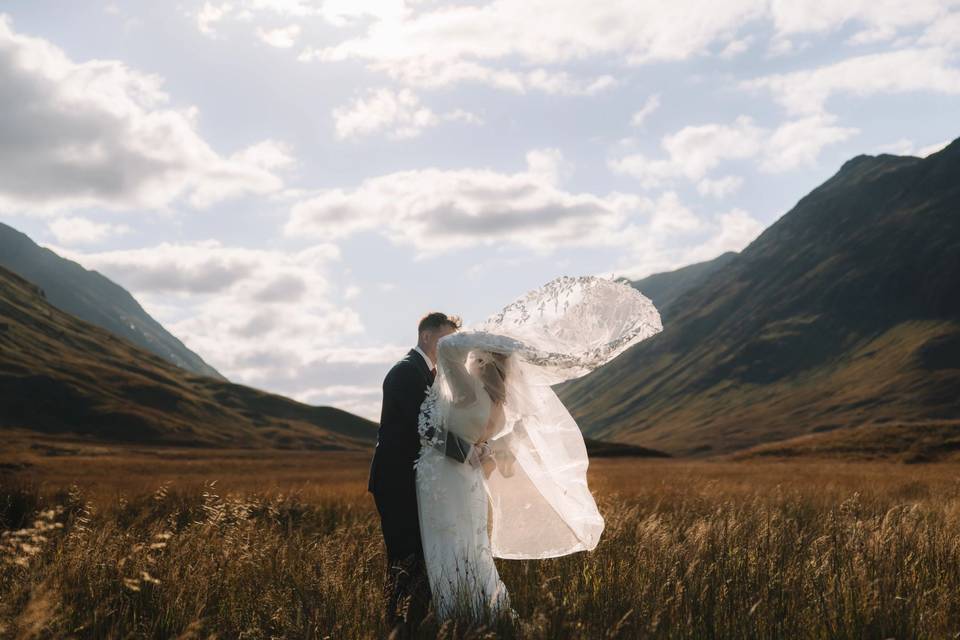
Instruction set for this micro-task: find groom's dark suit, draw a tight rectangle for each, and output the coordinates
[368,348,472,634]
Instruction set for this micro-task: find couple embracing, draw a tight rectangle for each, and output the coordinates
[367,277,663,637]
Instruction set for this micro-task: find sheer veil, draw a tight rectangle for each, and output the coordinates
[424,276,662,560]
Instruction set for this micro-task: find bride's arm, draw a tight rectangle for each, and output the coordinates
[437,333,478,408]
[419,334,476,463]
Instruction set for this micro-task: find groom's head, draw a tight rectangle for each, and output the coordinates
[417,312,461,365]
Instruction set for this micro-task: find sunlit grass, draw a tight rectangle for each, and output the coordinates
[2,458,960,638]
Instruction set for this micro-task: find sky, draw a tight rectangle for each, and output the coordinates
[1,1,958,419]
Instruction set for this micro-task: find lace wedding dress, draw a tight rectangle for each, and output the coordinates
[415,276,662,622]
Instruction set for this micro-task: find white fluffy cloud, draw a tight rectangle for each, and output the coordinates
[47,216,131,245]
[192,0,960,107]
[760,115,859,172]
[283,147,763,294]
[611,117,765,187]
[312,0,765,90]
[197,2,232,36]
[303,1,960,91]
[768,0,955,41]
[620,207,765,279]
[302,50,618,96]
[332,88,480,139]
[697,176,744,199]
[745,48,960,116]
[612,114,858,187]
[255,23,301,47]
[285,149,661,253]
[0,15,291,215]
[48,240,365,385]
[630,94,661,128]
[295,384,384,419]
[876,138,952,158]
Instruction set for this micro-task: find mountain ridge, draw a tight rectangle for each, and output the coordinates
[0,221,224,380]
[561,136,960,456]
[0,263,376,450]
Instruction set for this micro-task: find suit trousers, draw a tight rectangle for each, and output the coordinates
[372,472,431,636]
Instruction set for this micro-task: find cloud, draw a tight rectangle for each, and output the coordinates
[719,36,752,58]
[302,50,618,95]
[47,216,131,246]
[620,207,764,279]
[697,176,744,199]
[761,115,858,172]
[285,149,670,254]
[332,88,480,140]
[745,48,960,116]
[255,23,301,48]
[610,116,765,187]
[54,240,340,295]
[630,94,661,128]
[310,0,766,90]
[193,0,960,104]
[197,2,233,36]
[768,0,953,40]
[645,191,704,234]
[318,0,407,26]
[611,114,857,187]
[294,384,383,420]
[47,240,366,386]
[919,11,960,51]
[876,138,953,158]
[916,140,952,157]
[0,14,291,216]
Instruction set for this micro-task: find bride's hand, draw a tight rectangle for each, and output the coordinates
[481,455,496,479]
[467,441,491,469]
[494,448,516,478]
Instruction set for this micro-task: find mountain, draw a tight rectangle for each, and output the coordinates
[0,222,224,379]
[561,138,960,457]
[630,252,738,322]
[0,264,375,450]
[582,438,671,458]
[734,420,960,463]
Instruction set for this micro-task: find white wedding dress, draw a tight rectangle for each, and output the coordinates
[415,336,511,621]
[415,276,663,623]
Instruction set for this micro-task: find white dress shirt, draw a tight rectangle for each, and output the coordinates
[413,345,435,371]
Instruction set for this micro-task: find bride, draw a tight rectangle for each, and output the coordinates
[414,276,663,622]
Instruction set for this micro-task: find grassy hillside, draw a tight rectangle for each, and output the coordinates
[630,251,737,322]
[0,221,224,379]
[734,420,960,463]
[0,264,375,450]
[3,458,960,638]
[561,138,960,456]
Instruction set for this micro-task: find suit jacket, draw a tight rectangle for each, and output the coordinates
[367,348,472,494]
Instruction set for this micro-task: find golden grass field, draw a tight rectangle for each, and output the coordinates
[2,438,960,639]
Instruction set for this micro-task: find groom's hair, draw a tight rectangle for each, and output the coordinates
[418,312,462,334]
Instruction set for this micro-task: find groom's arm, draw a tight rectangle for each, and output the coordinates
[389,363,473,464]
[382,363,432,459]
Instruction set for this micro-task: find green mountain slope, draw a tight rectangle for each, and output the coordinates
[631,252,738,322]
[561,138,960,456]
[0,222,224,379]
[0,264,376,450]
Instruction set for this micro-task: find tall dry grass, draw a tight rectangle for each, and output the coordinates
[2,459,960,639]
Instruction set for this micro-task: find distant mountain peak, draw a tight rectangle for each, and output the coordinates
[0,221,225,380]
[935,136,960,158]
[0,263,376,449]
[563,140,960,457]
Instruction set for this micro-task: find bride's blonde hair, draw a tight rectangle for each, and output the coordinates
[476,351,509,405]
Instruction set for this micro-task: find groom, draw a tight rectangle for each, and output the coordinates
[368,312,478,637]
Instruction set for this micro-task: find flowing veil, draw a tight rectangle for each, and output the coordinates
[422,276,662,560]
